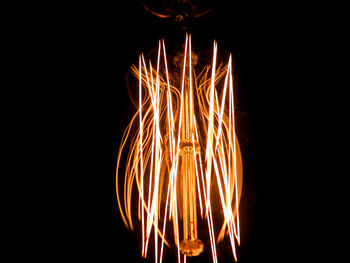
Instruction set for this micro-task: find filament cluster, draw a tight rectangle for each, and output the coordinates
[116,34,243,263]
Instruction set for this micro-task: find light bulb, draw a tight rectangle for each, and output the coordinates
[116,34,243,263]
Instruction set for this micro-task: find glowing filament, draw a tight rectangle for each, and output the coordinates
[116,34,243,263]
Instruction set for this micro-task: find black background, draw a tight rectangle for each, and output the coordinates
[55,1,325,262]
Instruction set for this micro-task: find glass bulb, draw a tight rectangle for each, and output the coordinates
[116,34,243,263]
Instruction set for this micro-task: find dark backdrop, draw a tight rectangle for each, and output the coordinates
[59,1,319,262]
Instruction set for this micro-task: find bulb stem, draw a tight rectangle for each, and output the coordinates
[178,69,204,256]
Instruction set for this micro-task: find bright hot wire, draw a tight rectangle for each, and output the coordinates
[116,34,243,263]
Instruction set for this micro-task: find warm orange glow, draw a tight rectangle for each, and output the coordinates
[116,34,243,263]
